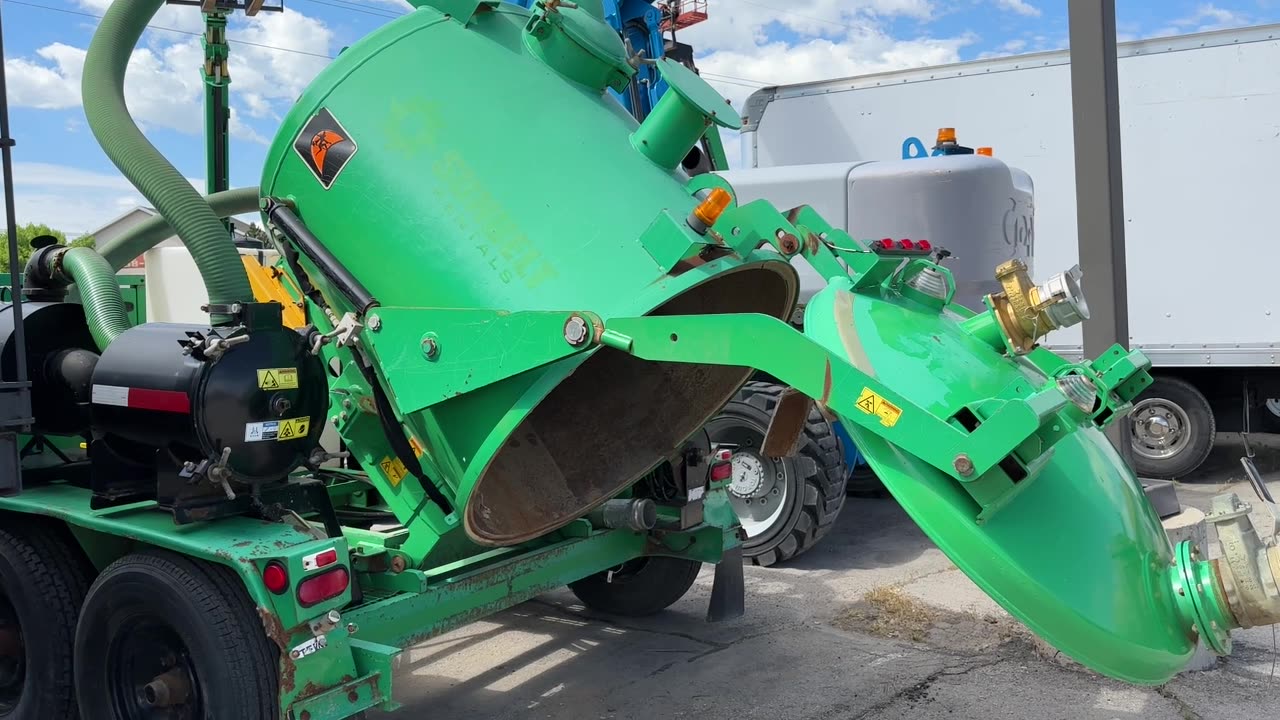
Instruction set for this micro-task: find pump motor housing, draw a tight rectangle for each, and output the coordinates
[88,303,328,500]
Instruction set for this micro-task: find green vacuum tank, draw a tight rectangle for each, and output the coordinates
[259,0,1257,689]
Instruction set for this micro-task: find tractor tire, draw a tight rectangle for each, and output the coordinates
[846,463,885,498]
[569,557,702,617]
[705,381,847,567]
[74,550,279,720]
[0,519,91,720]
[1130,376,1216,480]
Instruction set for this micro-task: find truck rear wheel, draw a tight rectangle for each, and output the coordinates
[1130,376,1216,480]
[569,557,702,617]
[74,551,278,720]
[0,520,91,720]
[706,382,847,567]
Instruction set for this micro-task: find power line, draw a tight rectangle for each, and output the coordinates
[4,0,337,59]
[292,0,403,20]
[701,71,770,86]
[11,0,773,87]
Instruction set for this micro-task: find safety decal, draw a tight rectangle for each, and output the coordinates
[277,417,310,441]
[855,388,903,428]
[257,367,299,390]
[293,107,358,189]
[379,456,409,486]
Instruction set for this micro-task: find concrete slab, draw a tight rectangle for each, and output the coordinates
[369,435,1280,719]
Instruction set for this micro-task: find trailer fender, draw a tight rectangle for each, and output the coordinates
[0,485,366,713]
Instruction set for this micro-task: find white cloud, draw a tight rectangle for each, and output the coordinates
[1153,3,1251,37]
[5,5,334,144]
[0,163,210,236]
[674,2,974,168]
[993,0,1041,18]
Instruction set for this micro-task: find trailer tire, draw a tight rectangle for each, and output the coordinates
[705,381,847,567]
[0,520,91,720]
[1130,376,1216,480]
[74,550,278,720]
[569,557,702,617]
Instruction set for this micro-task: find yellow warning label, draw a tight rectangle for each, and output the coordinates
[257,368,299,390]
[408,436,424,458]
[855,388,903,428]
[276,416,310,441]
[379,456,408,486]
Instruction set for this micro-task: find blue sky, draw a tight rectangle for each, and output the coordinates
[2,0,1276,235]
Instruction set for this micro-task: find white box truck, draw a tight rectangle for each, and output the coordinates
[732,23,1280,479]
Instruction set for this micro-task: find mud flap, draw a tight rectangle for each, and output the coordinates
[707,545,744,622]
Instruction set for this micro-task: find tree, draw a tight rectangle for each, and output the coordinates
[0,224,96,276]
[244,223,269,243]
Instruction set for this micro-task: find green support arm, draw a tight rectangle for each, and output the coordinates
[601,311,1068,488]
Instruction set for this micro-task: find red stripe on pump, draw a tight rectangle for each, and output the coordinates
[127,388,192,414]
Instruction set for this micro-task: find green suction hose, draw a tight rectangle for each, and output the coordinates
[100,186,263,271]
[82,0,252,324]
[23,246,131,351]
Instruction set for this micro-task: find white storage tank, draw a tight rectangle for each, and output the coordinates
[718,154,1033,313]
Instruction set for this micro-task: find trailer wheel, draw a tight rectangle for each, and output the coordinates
[705,381,847,566]
[1130,376,1216,480]
[74,551,278,720]
[0,520,91,720]
[569,557,702,617]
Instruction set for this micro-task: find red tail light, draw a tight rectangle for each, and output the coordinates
[297,566,350,607]
[710,449,733,482]
[263,562,289,595]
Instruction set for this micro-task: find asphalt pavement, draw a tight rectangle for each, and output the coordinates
[375,433,1280,720]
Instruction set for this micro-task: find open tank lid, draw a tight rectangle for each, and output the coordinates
[801,280,1197,685]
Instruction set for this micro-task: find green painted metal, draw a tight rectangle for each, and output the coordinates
[259,1,798,551]
[599,254,1194,683]
[632,58,740,169]
[22,0,1263,712]
[201,12,230,198]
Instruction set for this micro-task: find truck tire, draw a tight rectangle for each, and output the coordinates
[705,381,847,567]
[0,520,90,720]
[569,557,702,617]
[1130,376,1216,480]
[74,550,278,720]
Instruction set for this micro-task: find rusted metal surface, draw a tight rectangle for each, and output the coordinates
[806,231,822,255]
[761,386,811,458]
[259,607,296,693]
[775,229,799,254]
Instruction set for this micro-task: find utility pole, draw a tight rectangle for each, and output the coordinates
[166,0,283,234]
[1067,0,1134,467]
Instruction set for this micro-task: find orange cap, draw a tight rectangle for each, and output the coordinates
[936,127,957,144]
[977,147,993,156]
[694,187,733,226]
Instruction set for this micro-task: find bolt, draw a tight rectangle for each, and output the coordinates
[327,609,342,625]
[330,415,340,427]
[340,411,348,422]
[342,398,354,411]
[272,396,292,415]
[953,454,975,477]
[347,622,359,634]
[563,315,590,346]
[348,690,360,703]
[390,555,407,573]
[290,649,303,660]
[367,314,382,331]
[421,336,439,359]
[300,712,312,720]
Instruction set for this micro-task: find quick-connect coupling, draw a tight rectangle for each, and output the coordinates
[984,260,1090,354]
[1170,492,1280,657]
